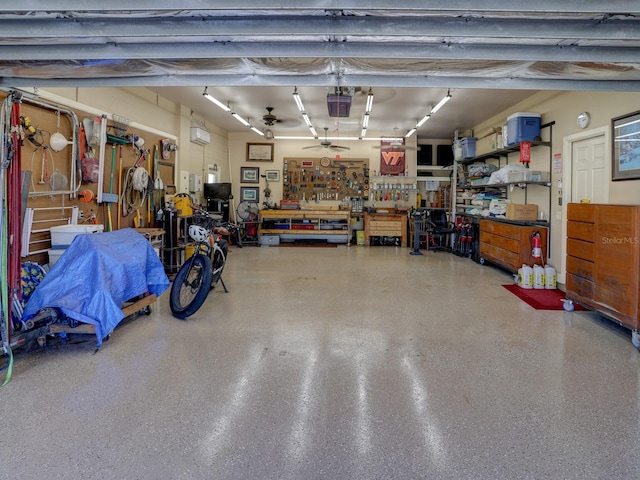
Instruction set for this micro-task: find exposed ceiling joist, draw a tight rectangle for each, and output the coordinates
[1,17,639,41]
[6,0,640,14]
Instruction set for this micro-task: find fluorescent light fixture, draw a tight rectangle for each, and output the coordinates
[362,113,370,129]
[302,113,312,127]
[365,89,374,113]
[293,87,305,112]
[360,128,367,138]
[430,90,452,114]
[405,128,417,138]
[203,88,231,112]
[416,114,431,128]
[232,112,250,127]
[309,126,318,137]
[274,135,316,140]
[250,126,265,136]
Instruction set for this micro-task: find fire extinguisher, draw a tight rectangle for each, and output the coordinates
[530,231,542,259]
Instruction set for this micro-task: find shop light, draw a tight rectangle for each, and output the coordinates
[405,127,417,138]
[416,114,431,128]
[232,112,251,127]
[293,87,305,112]
[203,88,231,112]
[250,126,265,136]
[309,125,318,137]
[430,89,451,114]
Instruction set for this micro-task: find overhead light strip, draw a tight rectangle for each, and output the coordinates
[203,87,231,112]
[204,87,267,137]
[360,88,374,139]
[293,86,318,138]
[406,89,452,138]
[430,89,452,114]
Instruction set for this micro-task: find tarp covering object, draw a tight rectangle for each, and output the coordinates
[22,228,170,346]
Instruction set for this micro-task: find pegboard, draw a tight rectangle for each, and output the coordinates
[283,157,369,202]
[1,92,177,264]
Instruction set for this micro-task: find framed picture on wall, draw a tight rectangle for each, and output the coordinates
[241,166,260,183]
[612,109,640,181]
[247,143,274,162]
[265,170,280,182]
[240,186,259,203]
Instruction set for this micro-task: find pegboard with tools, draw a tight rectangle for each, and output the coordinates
[283,157,370,202]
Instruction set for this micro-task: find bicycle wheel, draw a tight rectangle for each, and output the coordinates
[211,241,227,289]
[170,253,213,319]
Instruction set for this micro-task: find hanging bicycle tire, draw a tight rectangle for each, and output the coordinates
[170,254,213,319]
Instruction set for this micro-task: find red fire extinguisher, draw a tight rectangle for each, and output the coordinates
[530,231,542,259]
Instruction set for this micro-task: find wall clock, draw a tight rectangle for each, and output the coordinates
[577,111,591,129]
[320,156,331,167]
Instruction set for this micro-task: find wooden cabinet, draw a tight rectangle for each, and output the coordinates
[479,219,548,273]
[363,213,408,246]
[259,209,351,244]
[566,203,640,336]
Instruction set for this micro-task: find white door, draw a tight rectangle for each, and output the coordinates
[571,134,609,203]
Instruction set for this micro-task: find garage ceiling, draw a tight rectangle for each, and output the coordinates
[1,2,639,139]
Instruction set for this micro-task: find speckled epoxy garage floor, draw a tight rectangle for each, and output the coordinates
[1,245,640,479]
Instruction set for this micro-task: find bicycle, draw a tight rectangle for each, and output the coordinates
[169,209,230,319]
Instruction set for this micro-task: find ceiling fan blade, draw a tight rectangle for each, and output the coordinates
[302,145,323,150]
[330,145,351,151]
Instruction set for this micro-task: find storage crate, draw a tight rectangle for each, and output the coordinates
[48,248,67,266]
[50,224,104,248]
[259,235,280,245]
[507,170,530,183]
[506,112,541,146]
[529,171,550,182]
[460,137,477,159]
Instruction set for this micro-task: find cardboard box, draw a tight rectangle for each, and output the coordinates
[476,132,499,156]
[506,203,538,221]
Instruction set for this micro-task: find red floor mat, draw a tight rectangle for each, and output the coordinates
[502,284,587,311]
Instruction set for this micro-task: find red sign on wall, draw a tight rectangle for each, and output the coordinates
[379,138,406,175]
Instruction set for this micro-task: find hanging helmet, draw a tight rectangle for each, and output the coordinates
[189,224,209,243]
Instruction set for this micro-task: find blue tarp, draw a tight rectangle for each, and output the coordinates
[23,228,170,346]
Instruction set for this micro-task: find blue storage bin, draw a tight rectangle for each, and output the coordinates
[506,112,541,145]
[461,137,477,158]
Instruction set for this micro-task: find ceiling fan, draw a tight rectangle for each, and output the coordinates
[262,107,300,128]
[303,127,350,151]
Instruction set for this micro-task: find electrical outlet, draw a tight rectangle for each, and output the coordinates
[555,211,562,220]
[78,210,84,218]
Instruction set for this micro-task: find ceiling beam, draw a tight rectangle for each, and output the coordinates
[1,42,639,63]
[2,17,639,41]
[6,1,640,14]
[3,73,639,92]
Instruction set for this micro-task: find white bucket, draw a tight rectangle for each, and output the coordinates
[544,264,557,289]
[533,265,545,289]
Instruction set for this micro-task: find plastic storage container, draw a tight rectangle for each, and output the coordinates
[50,224,104,248]
[460,137,477,158]
[506,112,541,146]
[48,248,66,266]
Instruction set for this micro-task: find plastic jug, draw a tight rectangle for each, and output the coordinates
[533,265,545,289]
[544,264,557,289]
[520,264,533,289]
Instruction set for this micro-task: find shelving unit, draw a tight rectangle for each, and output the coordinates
[259,209,351,244]
[452,122,554,225]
